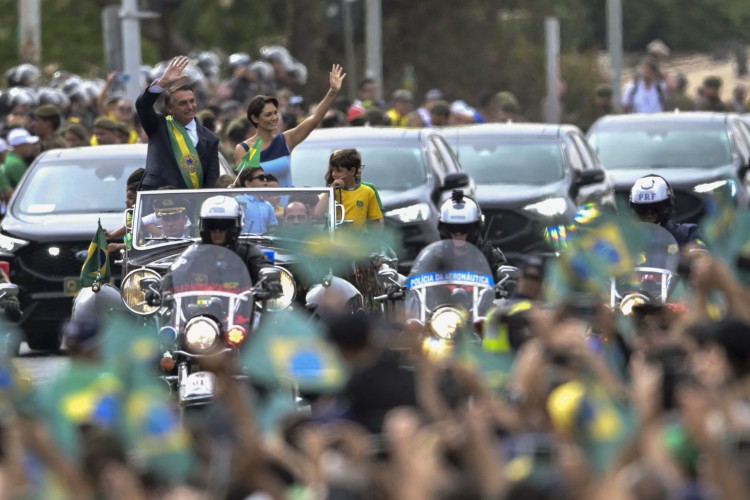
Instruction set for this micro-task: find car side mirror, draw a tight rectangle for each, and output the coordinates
[442,172,470,191]
[577,168,606,186]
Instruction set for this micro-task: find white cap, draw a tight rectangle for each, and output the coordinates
[7,128,39,147]
[0,138,11,153]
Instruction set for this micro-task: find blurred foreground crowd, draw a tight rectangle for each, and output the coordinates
[2,196,750,500]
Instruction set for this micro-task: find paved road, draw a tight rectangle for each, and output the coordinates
[13,343,70,385]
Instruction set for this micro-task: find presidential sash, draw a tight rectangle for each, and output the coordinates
[166,115,203,189]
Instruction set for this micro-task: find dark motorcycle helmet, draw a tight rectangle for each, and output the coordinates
[438,189,484,245]
[66,283,127,353]
[199,195,244,246]
[629,174,674,224]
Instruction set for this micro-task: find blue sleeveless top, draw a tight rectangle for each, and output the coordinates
[260,134,292,187]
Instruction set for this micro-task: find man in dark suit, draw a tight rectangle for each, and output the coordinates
[136,55,219,190]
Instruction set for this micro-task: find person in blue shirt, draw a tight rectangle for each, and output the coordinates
[234,167,278,234]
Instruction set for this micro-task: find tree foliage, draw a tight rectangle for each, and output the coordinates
[0,0,748,118]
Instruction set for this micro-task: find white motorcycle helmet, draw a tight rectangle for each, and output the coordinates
[629,174,674,223]
[438,190,484,245]
[199,196,244,246]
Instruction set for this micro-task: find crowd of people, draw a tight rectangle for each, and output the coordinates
[2,44,750,499]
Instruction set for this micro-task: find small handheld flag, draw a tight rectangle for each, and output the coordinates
[232,137,262,187]
[80,220,110,288]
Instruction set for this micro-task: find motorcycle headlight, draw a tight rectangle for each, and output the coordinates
[430,307,464,340]
[385,202,431,223]
[120,268,161,315]
[524,197,568,217]
[619,292,650,316]
[266,266,296,311]
[0,233,29,253]
[184,317,219,353]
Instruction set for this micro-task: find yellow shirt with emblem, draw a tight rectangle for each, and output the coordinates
[337,184,383,230]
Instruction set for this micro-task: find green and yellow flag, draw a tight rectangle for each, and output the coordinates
[236,137,262,173]
[80,220,110,287]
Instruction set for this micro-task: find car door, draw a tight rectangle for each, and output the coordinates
[729,118,750,199]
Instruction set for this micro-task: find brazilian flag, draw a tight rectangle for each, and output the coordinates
[80,220,110,287]
[236,137,262,172]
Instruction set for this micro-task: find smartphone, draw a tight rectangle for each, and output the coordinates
[115,73,130,84]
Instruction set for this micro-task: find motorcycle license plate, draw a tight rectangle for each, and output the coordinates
[184,371,215,398]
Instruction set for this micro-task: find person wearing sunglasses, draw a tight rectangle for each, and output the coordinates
[235,167,278,234]
[629,174,703,248]
[437,189,507,274]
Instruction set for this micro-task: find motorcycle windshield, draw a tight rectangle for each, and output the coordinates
[615,222,680,302]
[166,244,254,327]
[406,240,495,321]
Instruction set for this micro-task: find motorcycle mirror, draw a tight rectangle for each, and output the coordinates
[0,283,19,298]
[377,268,398,280]
[258,267,281,284]
[496,265,520,281]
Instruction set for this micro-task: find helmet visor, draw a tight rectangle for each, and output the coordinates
[443,223,471,235]
[204,219,235,232]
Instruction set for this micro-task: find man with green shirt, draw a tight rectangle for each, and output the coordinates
[4,127,40,189]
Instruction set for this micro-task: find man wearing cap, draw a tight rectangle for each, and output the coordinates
[4,128,40,189]
[697,76,729,112]
[143,196,193,240]
[92,117,122,146]
[136,55,219,191]
[417,88,444,127]
[31,104,69,151]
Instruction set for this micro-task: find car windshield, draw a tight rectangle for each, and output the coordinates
[449,136,565,185]
[14,159,142,215]
[132,187,335,249]
[291,142,427,191]
[588,124,733,169]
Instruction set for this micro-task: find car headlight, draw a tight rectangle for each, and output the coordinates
[385,202,431,223]
[266,266,296,311]
[524,197,568,217]
[693,179,735,196]
[120,268,161,315]
[184,317,219,353]
[619,292,650,316]
[0,233,29,253]
[429,307,465,340]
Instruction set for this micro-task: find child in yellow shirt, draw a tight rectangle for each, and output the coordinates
[317,149,383,231]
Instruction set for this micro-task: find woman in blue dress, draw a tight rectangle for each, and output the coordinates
[234,64,346,187]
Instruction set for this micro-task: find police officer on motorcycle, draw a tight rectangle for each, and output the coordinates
[199,195,279,289]
[438,190,507,272]
[629,174,704,248]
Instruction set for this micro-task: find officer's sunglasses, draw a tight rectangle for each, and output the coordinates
[444,224,469,234]
[205,219,235,231]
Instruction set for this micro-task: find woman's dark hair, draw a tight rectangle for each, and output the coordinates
[246,95,279,126]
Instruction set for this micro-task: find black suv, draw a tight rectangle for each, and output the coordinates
[587,112,750,222]
[290,127,472,270]
[441,123,613,262]
[0,144,233,350]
